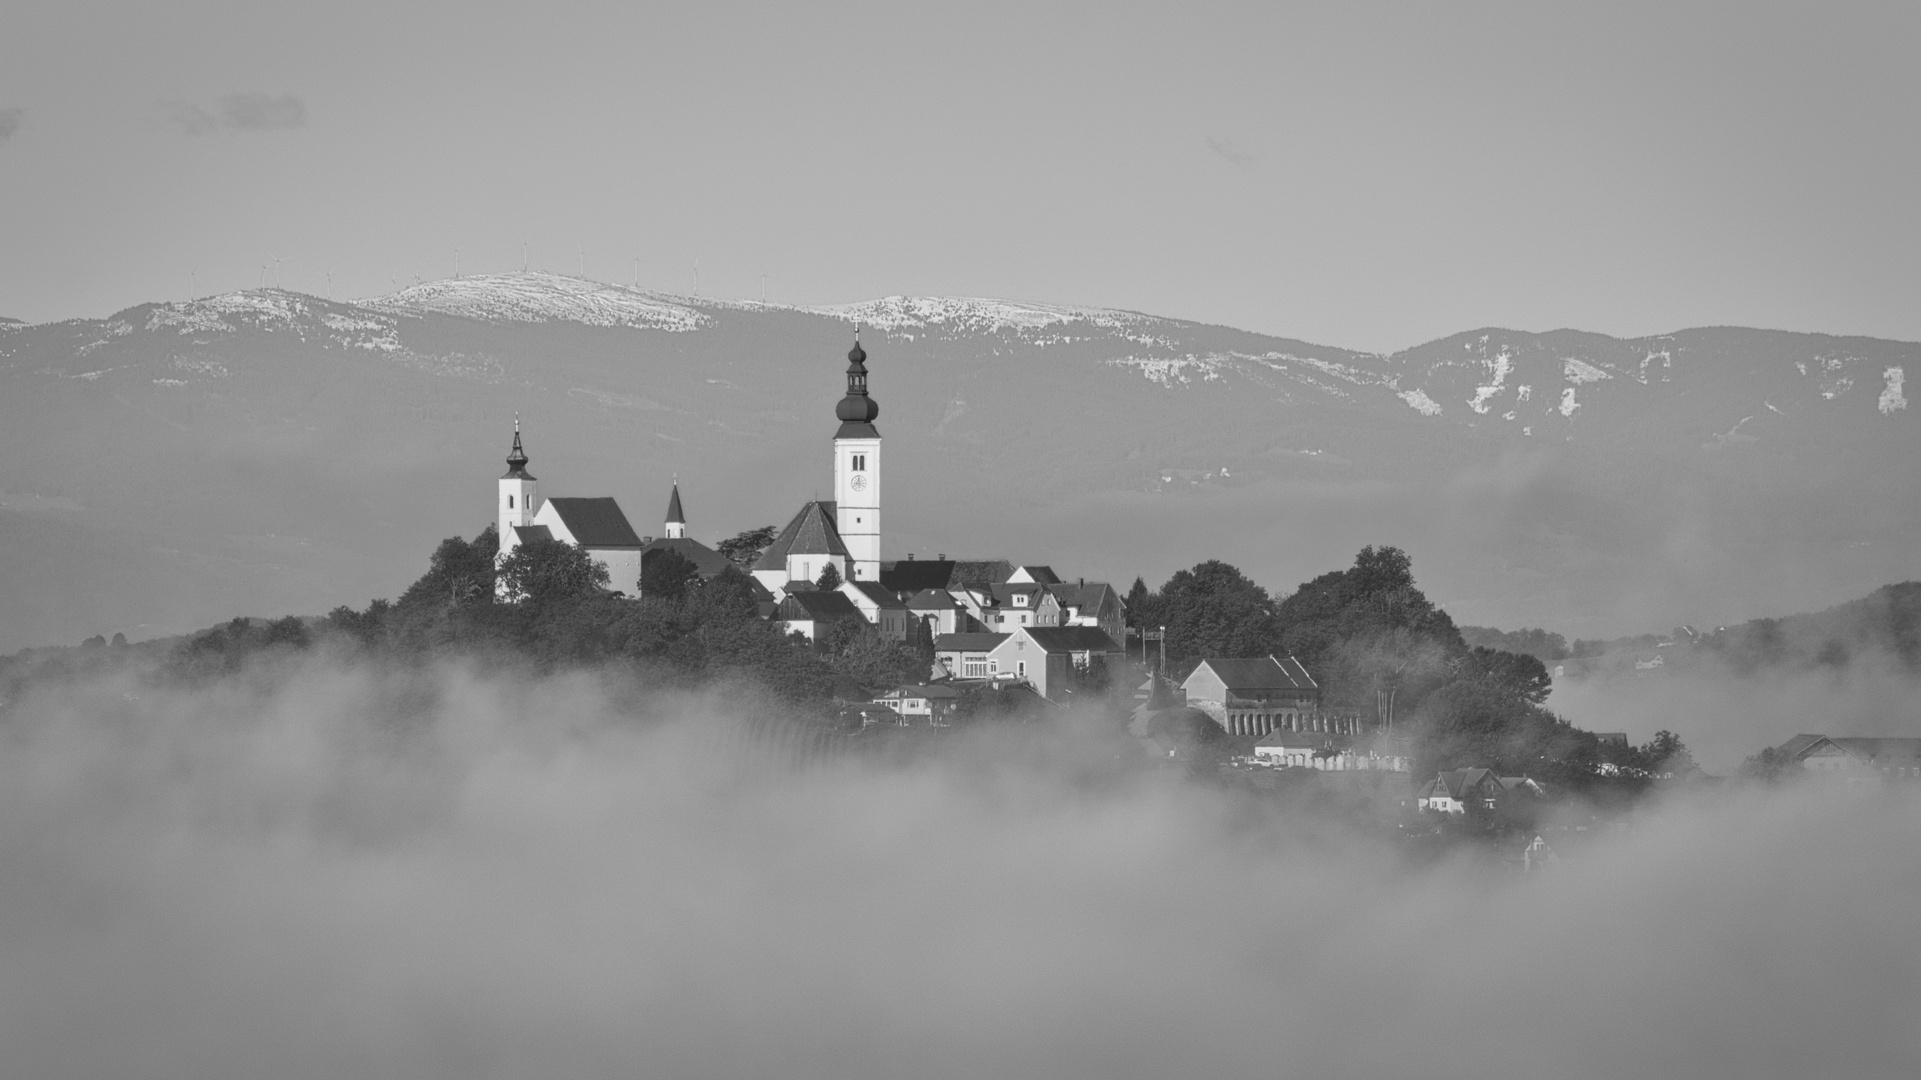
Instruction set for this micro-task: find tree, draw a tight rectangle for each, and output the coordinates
[1740,746,1802,784]
[1124,576,1155,628]
[497,537,610,605]
[1460,646,1553,705]
[909,615,936,668]
[815,561,843,591]
[717,525,777,567]
[398,528,497,611]
[1152,560,1278,674]
[640,547,701,602]
[1639,730,1698,776]
[1275,545,1467,710]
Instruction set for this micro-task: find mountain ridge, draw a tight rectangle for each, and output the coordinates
[1,272,1915,654]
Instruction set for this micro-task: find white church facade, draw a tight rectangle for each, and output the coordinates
[494,335,887,600]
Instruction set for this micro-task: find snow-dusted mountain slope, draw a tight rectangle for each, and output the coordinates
[0,273,1915,653]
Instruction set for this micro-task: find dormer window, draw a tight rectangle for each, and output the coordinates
[1014,594,1027,607]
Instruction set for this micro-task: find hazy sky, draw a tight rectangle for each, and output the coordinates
[3,1,1918,352]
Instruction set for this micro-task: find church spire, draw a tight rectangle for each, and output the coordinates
[834,330,879,436]
[504,416,534,479]
[664,480,686,539]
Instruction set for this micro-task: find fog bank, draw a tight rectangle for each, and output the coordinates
[2,659,1916,1079]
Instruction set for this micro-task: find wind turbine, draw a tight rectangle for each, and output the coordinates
[693,258,699,296]
[522,241,528,272]
[632,258,639,288]
[266,252,290,288]
[578,248,586,279]
[189,266,197,301]
[454,247,461,279]
[325,270,333,298]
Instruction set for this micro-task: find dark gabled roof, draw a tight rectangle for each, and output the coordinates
[1775,734,1830,758]
[779,590,864,621]
[640,536,734,578]
[1021,626,1124,654]
[1188,656,1318,691]
[935,632,1011,652]
[950,559,1016,588]
[754,501,848,569]
[1047,581,1118,612]
[907,588,964,611]
[1014,566,1061,584]
[989,582,1047,605]
[846,581,907,608]
[508,523,554,545]
[543,497,644,548]
[664,483,685,525]
[1786,736,1921,762]
[1429,767,1500,799]
[878,559,957,593]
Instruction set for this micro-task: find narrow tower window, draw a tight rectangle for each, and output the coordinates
[508,495,515,509]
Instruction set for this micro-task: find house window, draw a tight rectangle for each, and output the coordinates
[988,660,999,674]
[1017,661,1026,677]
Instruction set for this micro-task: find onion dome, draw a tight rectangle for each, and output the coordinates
[503,426,534,479]
[835,339,880,426]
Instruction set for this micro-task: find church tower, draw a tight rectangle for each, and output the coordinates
[499,421,538,552]
[833,334,881,581]
[664,481,687,539]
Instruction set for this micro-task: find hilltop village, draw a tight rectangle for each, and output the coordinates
[7,334,1913,867]
[491,336,1162,711]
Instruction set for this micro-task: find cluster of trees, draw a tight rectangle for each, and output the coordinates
[166,525,938,720]
[1126,546,1683,787]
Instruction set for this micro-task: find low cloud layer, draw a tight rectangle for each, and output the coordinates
[1,657,1916,1078]
[165,93,306,135]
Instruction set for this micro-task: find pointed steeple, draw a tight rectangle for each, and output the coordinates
[664,480,686,538]
[503,417,535,480]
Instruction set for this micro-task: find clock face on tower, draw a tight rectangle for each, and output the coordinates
[850,474,868,492]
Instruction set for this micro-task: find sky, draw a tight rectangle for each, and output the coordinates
[2,1,1919,353]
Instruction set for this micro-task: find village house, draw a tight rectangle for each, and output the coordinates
[1181,656,1322,736]
[909,588,973,636]
[935,632,1010,680]
[776,589,867,644]
[1769,734,1921,780]
[1416,768,1507,813]
[1046,580,1127,644]
[840,580,911,640]
[873,683,963,725]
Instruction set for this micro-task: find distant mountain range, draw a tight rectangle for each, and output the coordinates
[1,272,1915,653]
